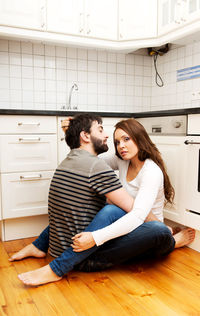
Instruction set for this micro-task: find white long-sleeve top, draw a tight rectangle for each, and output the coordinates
[92,154,164,246]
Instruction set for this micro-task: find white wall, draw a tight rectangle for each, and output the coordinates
[151,41,200,111]
[0,39,152,113]
[1,39,200,113]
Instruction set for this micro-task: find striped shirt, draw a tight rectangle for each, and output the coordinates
[48,148,122,257]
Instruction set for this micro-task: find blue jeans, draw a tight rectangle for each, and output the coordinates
[33,204,175,277]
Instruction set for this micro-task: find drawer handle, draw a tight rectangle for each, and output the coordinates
[18,122,40,126]
[20,174,42,181]
[19,137,41,142]
[184,140,200,145]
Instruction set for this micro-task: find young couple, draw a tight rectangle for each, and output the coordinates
[10,114,195,286]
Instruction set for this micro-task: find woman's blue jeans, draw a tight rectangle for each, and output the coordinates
[33,204,175,277]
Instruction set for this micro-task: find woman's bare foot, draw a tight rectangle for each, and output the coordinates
[167,226,182,235]
[9,243,46,262]
[18,264,62,286]
[174,228,196,248]
[172,226,182,235]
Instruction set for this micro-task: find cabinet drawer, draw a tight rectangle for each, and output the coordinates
[0,115,56,134]
[1,171,54,219]
[0,134,57,172]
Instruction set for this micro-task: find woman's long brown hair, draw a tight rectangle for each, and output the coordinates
[114,118,175,205]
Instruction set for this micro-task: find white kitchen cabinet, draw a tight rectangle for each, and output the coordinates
[0,135,57,173]
[150,135,187,224]
[158,0,200,35]
[158,0,181,35]
[0,115,57,241]
[0,115,56,134]
[47,0,117,40]
[84,0,117,40]
[119,0,157,40]
[187,114,200,134]
[0,0,46,30]
[46,0,83,36]
[1,171,53,219]
[184,0,200,25]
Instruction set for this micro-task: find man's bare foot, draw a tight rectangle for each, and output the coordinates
[18,264,62,286]
[174,228,196,248]
[9,243,46,262]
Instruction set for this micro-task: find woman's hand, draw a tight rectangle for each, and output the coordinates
[71,232,96,252]
[61,117,72,133]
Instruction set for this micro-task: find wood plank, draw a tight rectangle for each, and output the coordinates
[4,237,36,254]
[2,239,200,316]
[0,241,13,268]
[10,256,78,315]
[106,266,181,316]
[122,257,200,315]
[0,266,39,316]
[76,270,150,315]
[56,271,118,316]
[12,256,112,316]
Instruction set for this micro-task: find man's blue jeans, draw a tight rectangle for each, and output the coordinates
[33,204,175,277]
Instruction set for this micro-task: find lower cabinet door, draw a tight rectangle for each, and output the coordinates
[0,134,57,172]
[150,135,187,224]
[1,170,54,219]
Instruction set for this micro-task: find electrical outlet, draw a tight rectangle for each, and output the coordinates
[191,91,200,101]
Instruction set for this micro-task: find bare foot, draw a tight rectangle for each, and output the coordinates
[167,226,182,235]
[172,226,182,235]
[9,243,46,262]
[174,228,196,248]
[18,264,62,286]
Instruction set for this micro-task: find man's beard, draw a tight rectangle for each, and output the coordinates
[90,135,108,155]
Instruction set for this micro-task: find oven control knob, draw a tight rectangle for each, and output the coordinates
[173,121,182,128]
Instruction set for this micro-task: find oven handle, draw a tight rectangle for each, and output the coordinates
[184,140,200,145]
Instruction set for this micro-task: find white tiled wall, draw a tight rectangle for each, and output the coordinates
[151,41,200,111]
[1,39,200,113]
[0,39,152,113]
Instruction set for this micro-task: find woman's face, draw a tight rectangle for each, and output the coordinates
[114,128,139,160]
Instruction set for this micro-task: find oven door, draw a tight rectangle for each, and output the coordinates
[184,136,200,215]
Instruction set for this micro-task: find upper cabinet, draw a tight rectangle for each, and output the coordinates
[47,0,117,40]
[119,0,157,40]
[1,0,200,51]
[46,0,83,36]
[158,0,200,35]
[0,0,46,30]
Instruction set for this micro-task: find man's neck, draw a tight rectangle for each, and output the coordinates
[79,144,97,156]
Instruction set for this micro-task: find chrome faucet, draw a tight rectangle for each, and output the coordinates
[68,83,78,110]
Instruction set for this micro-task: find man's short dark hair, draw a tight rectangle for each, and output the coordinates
[65,114,102,149]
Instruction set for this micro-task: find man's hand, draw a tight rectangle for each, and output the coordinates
[61,117,72,133]
[71,232,96,252]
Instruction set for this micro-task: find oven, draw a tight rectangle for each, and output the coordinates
[184,114,200,218]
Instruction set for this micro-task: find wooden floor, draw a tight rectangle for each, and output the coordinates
[1,238,200,316]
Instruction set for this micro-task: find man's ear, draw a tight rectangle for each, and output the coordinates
[80,130,90,143]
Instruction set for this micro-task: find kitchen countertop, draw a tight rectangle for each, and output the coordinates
[0,107,200,118]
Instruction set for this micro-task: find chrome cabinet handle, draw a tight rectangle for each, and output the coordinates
[184,140,200,145]
[18,137,41,142]
[20,174,42,181]
[18,122,40,126]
